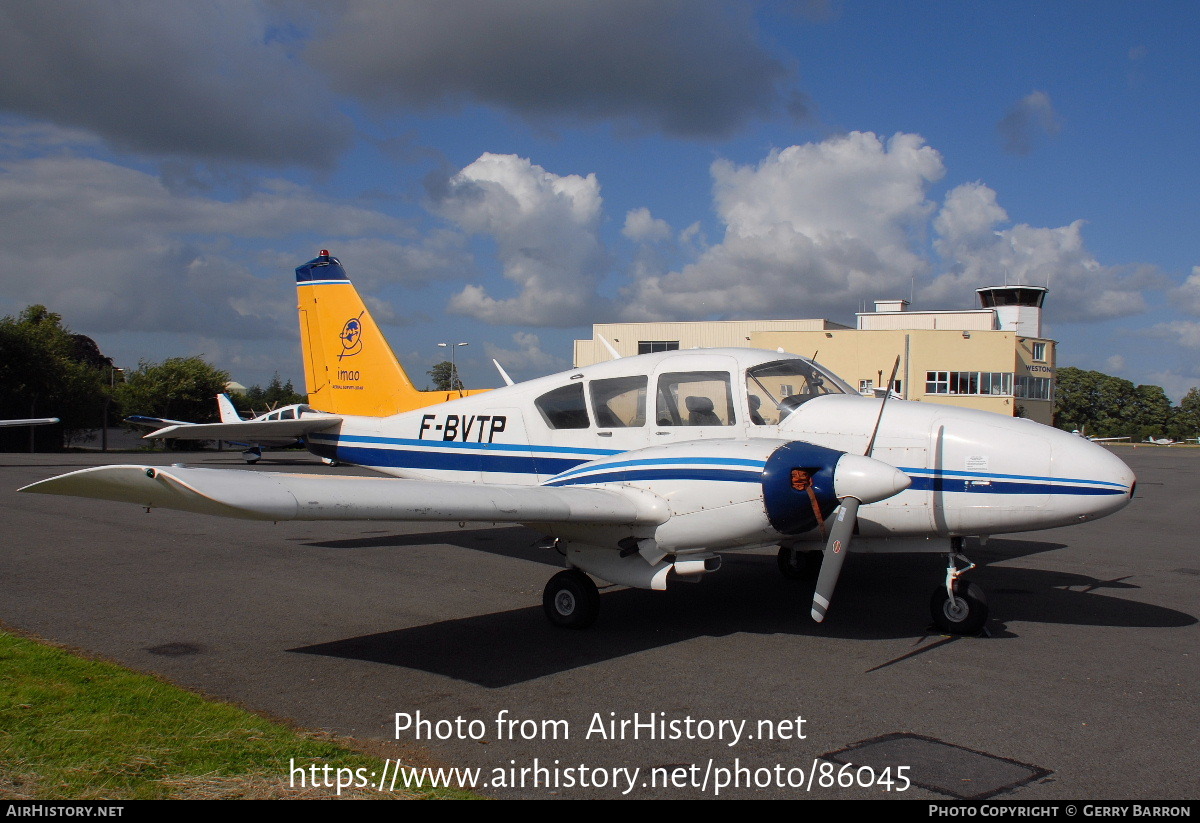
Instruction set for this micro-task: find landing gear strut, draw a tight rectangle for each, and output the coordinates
[543,569,600,629]
[777,545,822,581]
[930,548,988,634]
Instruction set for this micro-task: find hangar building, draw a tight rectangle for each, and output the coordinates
[573,286,1056,425]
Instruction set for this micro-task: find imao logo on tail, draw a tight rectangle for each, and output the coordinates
[338,312,364,359]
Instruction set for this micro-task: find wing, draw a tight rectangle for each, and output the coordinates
[19,465,668,526]
[0,417,59,428]
[143,417,341,440]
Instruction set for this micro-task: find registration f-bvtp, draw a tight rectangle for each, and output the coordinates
[22,252,1136,634]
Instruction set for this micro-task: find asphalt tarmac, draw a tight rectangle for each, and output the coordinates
[2,447,1196,799]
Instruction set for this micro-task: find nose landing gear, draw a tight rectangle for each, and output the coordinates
[930,549,988,635]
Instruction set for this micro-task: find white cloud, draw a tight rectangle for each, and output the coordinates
[1144,321,1200,350]
[0,153,416,339]
[997,90,1063,155]
[622,207,671,243]
[925,181,1155,320]
[622,132,944,320]
[1169,266,1200,315]
[484,331,568,380]
[434,153,611,326]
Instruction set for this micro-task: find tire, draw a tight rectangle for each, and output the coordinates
[777,546,822,581]
[543,570,600,629]
[930,580,989,635]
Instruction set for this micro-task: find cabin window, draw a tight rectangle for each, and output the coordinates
[746,359,851,424]
[535,383,591,429]
[280,407,296,420]
[590,376,647,428]
[656,371,734,426]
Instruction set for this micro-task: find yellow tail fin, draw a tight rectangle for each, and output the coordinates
[296,251,488,416]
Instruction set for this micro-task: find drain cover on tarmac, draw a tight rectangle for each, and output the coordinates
[823,733,1051,800]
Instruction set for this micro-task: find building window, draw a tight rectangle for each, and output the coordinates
[1015,376,1054,401]
[925,371,1013,396]
[1032,342,1047,362]
[858,379,874,395]
[638,340,679,354]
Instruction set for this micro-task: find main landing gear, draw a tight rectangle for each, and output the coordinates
[777,546,822,581]
[542,569,600,629]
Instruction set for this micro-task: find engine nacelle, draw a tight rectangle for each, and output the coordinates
[544,438,908,553]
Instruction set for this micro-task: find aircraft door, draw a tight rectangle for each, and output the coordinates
[650,355,741,444]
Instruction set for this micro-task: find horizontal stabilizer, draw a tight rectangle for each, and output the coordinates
[144,417,340,441]
[20,465,669,525]
[125,415,192,429]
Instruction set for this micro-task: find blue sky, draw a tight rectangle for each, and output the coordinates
[1,1,1198,400]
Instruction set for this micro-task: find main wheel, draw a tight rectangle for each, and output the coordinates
[777,546,822,581]
[930,580,989,635]
[543,570,600,629]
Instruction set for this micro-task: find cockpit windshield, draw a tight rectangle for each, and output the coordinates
[745,359,855,425]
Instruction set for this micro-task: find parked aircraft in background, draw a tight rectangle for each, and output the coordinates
[22,252,1137,635]
[127,397,331,464]
[1071,429,1131,443]
[1143,436,1177,445]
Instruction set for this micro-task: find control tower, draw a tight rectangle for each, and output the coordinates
[976,286,1047,338]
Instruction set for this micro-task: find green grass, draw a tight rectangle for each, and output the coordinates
[0,629,478,799]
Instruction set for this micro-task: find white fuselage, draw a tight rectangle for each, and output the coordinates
[305,349,1134,550]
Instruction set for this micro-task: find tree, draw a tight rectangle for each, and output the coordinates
[237,372,306,414]
[427,360,463,392]
[117,357,230,431]
[1172,387,1200,439]
[0,305,113,450]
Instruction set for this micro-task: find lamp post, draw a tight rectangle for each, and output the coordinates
[102,366,124,452]
[436,342,468,394]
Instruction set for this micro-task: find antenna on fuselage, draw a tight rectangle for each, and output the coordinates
[492,359,515,387]
[598,334,621,360]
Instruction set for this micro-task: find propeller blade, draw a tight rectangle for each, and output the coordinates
[811,496,860,622]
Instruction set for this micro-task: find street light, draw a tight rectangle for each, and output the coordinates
[436,342,468,394]
[102,366,124,452]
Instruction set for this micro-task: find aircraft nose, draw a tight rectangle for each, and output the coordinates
[1051,433,1136,522]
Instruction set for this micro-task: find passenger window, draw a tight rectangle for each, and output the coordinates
[590,376,647,428]
[281,408,296,420]
[535,383,590,429]
[656,372,734,426]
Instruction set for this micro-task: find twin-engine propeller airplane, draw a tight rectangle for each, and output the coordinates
[21,252,1137,634]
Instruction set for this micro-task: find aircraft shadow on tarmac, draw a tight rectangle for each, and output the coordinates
[290,537,1196,688]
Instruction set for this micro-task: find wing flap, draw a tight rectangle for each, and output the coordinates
[20,465,668,526]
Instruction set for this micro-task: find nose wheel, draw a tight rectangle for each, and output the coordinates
[930,551,988,635]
